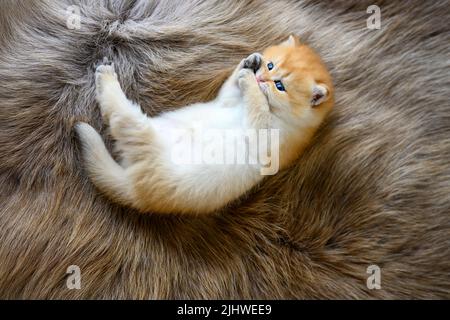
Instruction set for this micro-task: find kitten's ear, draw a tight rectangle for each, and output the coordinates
[281,35,300,47]
[311,84,329,106]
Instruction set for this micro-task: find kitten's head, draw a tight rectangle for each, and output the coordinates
[256,35,334,125]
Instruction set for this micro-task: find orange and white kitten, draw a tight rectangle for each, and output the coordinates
[76,35,334,214]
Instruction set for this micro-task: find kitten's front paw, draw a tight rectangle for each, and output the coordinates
[95,58,118,96]
[238,68,256,91]
[242,53,262,73]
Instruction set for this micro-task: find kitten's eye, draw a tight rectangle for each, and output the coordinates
[267,62,274,71]
[274,80,285,92]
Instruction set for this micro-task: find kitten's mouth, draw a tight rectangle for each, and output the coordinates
[258,81,268,95]
[255,73,268,95]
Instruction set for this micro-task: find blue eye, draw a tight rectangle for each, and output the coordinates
[267,62,274,70]
[274,80,285,91]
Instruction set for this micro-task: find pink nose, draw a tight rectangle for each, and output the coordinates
[256,75,266,83]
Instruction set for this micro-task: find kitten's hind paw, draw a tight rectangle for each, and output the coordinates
[95,62,116,79]
[243,53,262,73]
[95,60,118,94]
[94,57,113,72]
[102,56,111,65]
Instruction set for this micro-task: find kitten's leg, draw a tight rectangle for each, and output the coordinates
[238,65,278,176]
[75,122,133,206]
[95,62,144,126]
[238,67,271,128]
[95,61,154,165]
[218,53,263,99]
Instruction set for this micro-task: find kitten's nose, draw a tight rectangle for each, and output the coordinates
[256,75,266,83]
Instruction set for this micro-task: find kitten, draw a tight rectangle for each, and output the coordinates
[75,35,334,215]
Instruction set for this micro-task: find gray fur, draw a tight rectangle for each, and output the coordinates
[0,0,449,298]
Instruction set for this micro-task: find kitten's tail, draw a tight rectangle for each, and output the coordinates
[75,122,133,206]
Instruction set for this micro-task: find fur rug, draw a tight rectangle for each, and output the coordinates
[0,0,449,298]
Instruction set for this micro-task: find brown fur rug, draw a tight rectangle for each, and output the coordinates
[0,0,449,298]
